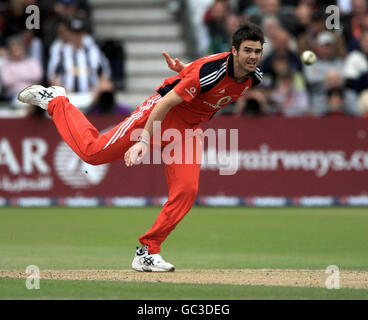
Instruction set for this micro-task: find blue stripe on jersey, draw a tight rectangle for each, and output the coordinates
[199,57,228,94]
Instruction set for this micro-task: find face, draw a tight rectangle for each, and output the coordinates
[9,42,25,60]
[353,0,367,15]
[263,19,282,40]
[295,4,312,25]
[273,30,289,51]
[263,0,280,15]
[57,23,71,42]
[211,0,228,20]
[232,40,263,75]
[316,43,335,60]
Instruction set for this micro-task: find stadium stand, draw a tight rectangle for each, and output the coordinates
[90,0,187,108]
[0,0,367,117]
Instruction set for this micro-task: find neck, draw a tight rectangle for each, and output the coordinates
[233,60,250,82]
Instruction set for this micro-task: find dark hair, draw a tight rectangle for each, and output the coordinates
[327,87,344,98]
[231,22,265,51]
[311,10,327,22]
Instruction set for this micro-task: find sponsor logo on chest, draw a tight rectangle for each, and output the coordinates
[203,96,232,109]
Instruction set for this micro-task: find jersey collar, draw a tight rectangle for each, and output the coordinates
[226,53,235,78]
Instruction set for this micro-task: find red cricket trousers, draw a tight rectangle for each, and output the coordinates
[48,94,202,253]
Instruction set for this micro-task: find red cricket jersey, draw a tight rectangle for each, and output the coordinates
[156,52,263,125]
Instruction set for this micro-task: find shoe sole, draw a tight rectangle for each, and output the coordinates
[132,266,175,272]
[17,85,45,103]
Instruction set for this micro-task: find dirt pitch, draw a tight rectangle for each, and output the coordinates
[1,269,368,289]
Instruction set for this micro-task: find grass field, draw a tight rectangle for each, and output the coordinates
[0,207,367,299]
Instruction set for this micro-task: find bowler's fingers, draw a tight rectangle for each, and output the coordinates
[129,148,140,166]
[162,51,172,64]
[124,150,131,166]
[162,51,176,69]
[124,148,137,167]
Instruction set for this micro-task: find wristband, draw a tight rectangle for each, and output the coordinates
[138,137,149,146]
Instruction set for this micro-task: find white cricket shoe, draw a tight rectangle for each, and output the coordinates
[132,245,175,272]
[17,85,66,110]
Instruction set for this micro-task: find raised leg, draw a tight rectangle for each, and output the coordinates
[48,94,160,164]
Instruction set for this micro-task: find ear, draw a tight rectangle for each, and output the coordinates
[231,46,237,56]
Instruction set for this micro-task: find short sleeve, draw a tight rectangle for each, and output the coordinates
[173,69,201,102]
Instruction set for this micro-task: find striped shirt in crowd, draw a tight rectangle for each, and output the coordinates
[47,35,111,93]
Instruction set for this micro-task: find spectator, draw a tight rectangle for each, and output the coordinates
[0,0,27,41]
[233,87,270,116]
[341,0,368,52]
[343,30,368,94]
[42,0,90,48]
[54,16,71,44]
[245,0,281,24]
[225,14,242,44]
[315,69,359,116]
[324,88,350,116]
[297,10,346,58]
[0,34,42,108]
[303,31,345,115]
[204,0,230,54]
[261,16,283,61]
[87,77,131,116]
[47,17,112,110]
[99,39,127,90]
[245,0,297,36]
[290,2,313,38]
[267,52,305,88]
[46,17,72,83]
[21,29,43,67]
[261,29,303,76]
[269,68,309,116]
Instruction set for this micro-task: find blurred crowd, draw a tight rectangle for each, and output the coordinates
[0,0,129,117]
[2,0,368,119]
[198,0,368,118]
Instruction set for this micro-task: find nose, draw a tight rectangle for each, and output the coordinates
[249,51,256,59]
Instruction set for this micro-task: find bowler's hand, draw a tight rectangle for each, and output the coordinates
[162,51,186,73]
[124,142,148,166]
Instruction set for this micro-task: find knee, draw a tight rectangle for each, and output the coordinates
[81,155,103,166]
